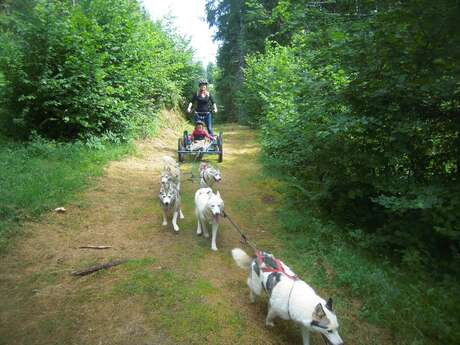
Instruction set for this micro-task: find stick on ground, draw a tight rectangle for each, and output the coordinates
[78,245,112,249]
[71,259,128,277]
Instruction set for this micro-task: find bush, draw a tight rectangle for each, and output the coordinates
[241,1,460,273]
[0,0,199,140]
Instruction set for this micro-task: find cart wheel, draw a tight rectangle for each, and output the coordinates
[217,132,223,163]
[178,138,184,163]
[183,130,189,146]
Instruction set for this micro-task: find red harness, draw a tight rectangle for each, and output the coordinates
[256,250,298,281]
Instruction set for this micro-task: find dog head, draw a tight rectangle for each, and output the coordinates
[159,183,176,207]
[208,166,221,183]
[199,162,209,172]
[309,299,344,345]
[207,190,224,223]
[200,164,221,183]
[160,173,172,185]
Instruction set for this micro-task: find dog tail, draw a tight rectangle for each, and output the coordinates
[232,248,252,269]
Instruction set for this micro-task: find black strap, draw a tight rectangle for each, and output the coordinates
[223,210,258,251]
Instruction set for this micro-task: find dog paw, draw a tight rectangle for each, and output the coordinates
[173,226,179,232]
[265,321,275,328]
[162,222,167,226]
[204,233,209,238]
[211,246,218,251]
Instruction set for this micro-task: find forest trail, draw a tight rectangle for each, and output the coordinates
[0,122,391,345]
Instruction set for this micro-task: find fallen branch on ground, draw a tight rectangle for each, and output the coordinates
[78,245,112,249]
[71,259,128,277]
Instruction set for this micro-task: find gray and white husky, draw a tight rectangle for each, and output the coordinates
[199,162,221,189]
[194,187,224,251]
[232,248,344,345]
[159,181,184,232]
[160,156,180,190]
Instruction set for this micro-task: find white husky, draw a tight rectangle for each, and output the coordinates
[232,248,344,345]
[194,188,224,251]
[199,162,222,188]
[159,181,184,232]
[160,156,180,189]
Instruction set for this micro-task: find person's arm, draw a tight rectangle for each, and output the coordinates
[187,95,196,113]
[209,94,217,113]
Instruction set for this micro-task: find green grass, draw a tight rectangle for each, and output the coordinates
[112,254,246,345]
[259,164,460,345]
[0,136,133,252]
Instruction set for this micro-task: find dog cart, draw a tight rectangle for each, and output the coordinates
[177,130,223,163]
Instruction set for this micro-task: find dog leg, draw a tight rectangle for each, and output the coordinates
[162,209,168,226]
[247,272,262,303]
[301,326,311,345]
[196,218,202,236]
[172,211,179,232]
[211,223,218,251]
[179,209,184,219]
[265,306,276,327]
[202,222,209,238]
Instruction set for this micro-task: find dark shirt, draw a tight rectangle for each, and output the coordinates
[191,93,214,113]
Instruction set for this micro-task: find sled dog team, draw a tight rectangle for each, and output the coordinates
[158,156,344,345]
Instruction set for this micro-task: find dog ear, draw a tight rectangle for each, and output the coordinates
[326,298,333,311]
[313,303,326,320]
[216,191,220,198]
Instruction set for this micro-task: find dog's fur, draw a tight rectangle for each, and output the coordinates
[159,181,184,232]
[232,248,344,345]
[194,188,224,251]
[160,156,180,190]
[199,162,222,189]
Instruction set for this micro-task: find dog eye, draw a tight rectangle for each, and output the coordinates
[327,330,333,334]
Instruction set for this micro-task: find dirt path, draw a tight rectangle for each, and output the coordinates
[0,123,390,345]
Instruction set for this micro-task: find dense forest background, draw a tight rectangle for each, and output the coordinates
[206,0,460,343]
[207,0,460,278]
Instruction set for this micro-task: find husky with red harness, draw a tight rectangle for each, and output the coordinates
[232,248,344,345]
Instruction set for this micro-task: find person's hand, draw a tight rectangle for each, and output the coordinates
[187,107,192,113]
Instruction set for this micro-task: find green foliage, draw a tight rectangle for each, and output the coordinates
[0,135,133,251]
[269,187,460,344]
[240,0,460,269]
[233,1,460,343]
[0,0,198,140]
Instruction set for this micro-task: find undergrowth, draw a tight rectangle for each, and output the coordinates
[0,135,133,252]
[261,156,460,345]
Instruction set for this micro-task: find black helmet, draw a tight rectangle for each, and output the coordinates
[198,79,208,86]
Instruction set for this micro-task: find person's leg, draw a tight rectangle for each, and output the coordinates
[205,112,213,136]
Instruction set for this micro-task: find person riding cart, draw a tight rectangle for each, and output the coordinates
[187,121,214,152]
[190,121,214,142]
[187,79,217,136]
